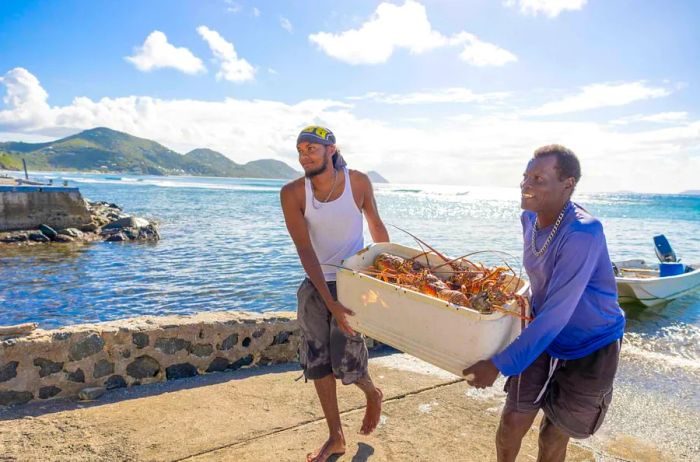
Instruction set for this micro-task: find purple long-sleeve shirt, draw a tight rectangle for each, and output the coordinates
[491,202,625,377]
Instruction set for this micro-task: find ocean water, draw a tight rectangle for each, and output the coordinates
[1,172,699,459]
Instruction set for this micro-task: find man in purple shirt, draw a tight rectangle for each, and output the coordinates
[463,145,625,462]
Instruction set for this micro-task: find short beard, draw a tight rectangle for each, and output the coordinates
[304,155,329,178]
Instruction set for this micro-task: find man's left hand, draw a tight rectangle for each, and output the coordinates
[462,359,500,389]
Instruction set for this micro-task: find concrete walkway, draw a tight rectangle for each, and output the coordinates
[0,352,611,461]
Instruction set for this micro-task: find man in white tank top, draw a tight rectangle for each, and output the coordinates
[281,126,389,462]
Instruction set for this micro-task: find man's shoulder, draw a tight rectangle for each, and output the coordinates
[281,176,305,192]
[348,169,371,189]
[570,203,603,235]
[280,177,305,203]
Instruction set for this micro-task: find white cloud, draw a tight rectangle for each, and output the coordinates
[125,31,205,74]
[348,87,509,105]
[309,0,515,66]
[529,82,671,115]
[1,68,699,193]
[224,0,241,13]
[505,0,587,18]
[252,7,261,17]
[452,32,518,67]
[280,17,293,33]
[197,26,256,83]
[611,111,689,125]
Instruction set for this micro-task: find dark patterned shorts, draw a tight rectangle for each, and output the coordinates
[296,278,368,385]
[504,338,622,439]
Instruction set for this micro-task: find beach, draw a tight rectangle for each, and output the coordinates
[1,351,669,462]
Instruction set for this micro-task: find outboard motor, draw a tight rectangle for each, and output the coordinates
[654,235,685,277]
[654,234,677,263]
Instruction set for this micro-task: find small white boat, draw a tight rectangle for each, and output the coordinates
[614,259,700,307]
[337,242,529,377]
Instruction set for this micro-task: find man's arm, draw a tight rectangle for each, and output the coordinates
[464,229,602,386]
[280,182,355,335]
[356,172,389,243]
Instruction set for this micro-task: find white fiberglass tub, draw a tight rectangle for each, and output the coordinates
[337,243,530,377]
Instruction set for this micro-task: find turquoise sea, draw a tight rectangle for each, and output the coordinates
[1,172,699,459]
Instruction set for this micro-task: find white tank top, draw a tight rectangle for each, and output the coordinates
[304,167,364,281]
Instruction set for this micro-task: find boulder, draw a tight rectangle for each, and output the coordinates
[103,217,150,230]
[58,228,83,238]
[28,232,50,242]
[78,387,106,401]
[38,224,58,239]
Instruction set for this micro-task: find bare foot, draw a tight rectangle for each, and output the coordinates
[306,438,346,462]
[360,388,383,435]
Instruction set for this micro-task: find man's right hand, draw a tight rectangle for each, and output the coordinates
[328,301,356,336]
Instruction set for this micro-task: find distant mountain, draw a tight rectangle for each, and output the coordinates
[0,127,299,179]
[367,170,389,183]
[681,190,700,195]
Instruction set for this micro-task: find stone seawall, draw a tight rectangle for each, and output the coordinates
[0,187,92,231]
[0,311,300,406]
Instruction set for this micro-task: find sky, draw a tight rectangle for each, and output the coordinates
[0,0,698,193]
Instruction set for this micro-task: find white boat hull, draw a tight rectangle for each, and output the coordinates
[337,243,529,377]
[615,261,700,307]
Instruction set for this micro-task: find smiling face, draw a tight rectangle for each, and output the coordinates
[297,141,334,178]
[520,155,574,215]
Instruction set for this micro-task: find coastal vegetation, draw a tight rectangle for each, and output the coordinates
[0,127,300,179]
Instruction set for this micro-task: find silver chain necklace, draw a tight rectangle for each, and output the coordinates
[311,168,338,209]
[531,202,570,257]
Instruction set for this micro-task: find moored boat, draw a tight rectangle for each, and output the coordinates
[614,259,700,307]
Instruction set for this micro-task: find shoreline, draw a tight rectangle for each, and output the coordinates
[0,312,686,460]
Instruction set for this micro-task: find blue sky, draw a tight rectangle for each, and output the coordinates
[1,0,698,192]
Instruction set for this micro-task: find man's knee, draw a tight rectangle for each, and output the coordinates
[498,410,537,445]
[538,416,569,445]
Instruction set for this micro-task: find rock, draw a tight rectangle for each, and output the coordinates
[93,359,115,378]
[28,232,50,242]
[78,387,105,401]
[66,368,85,383]
[252,328,266,338]
[58,228,83,238]
[33,358,64,377]
[103,216,150,230]
[188,343,213,357]
[229,354,254,371]
[0,390,33,406]
[105,233,126,242]
[69,333,105,361]
[0,361,19,382]
[38,224,58,239]
[154,337,191,355]
[38,386,61,399]
[53,234,75,243]
[206,357,229,373]
[126,355,161,379]
[0,233,28,243]
[80,223,99,232]
[52,331,72,341]
[132,332,149,348]
[165,363,198,380]
[219,334,238,351]
[105,375,127,390]
[0,323,37,336]
[271,331,292,346]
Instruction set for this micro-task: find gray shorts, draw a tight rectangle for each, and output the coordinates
[504,338,621,439]
[297,278,368,385]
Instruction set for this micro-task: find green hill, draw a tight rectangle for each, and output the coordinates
[0,127,299,179]
[368,170,389,183]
